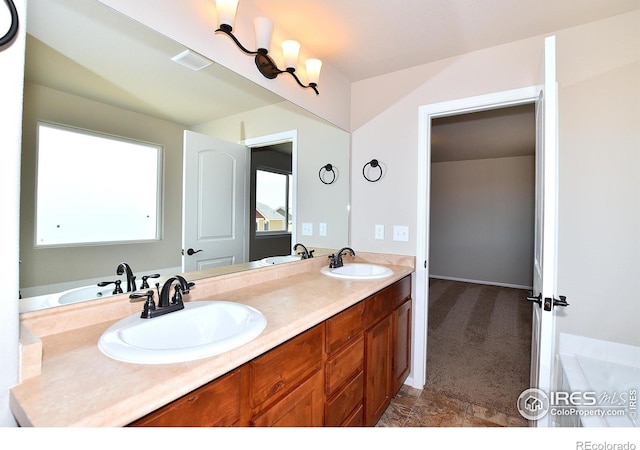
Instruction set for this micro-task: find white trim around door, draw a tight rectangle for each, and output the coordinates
[412,86,539,389]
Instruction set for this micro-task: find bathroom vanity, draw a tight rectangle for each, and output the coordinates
[10,252,414,427]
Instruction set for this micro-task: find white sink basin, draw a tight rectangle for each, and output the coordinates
[56,284,117,305]
[320,263,393,280]
[258,255,301,266]
[98,301,267,364]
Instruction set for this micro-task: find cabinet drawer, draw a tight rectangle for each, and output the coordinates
[325,336,364,395]
[364,290,393,330]
[130,369,242,427]
[325,371,364,427]
[250,324,324,408]
[391,275,411,308]
[251,370,324,427]
[343,404,364,427]
[326,302,364,354]
[364,276,411,328]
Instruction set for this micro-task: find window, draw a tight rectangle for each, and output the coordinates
[255,168,292,235]
[35,122,162,247]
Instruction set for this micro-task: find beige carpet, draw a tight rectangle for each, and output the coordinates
[425,278,532,419]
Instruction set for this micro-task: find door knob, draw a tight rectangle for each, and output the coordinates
[526,292,542,307]
[184,248,203,256]
[553,296,569,308]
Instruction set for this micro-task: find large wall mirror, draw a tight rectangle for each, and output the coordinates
[20,0,350,312]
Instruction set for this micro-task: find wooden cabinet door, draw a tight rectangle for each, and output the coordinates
[249,324,323,410]
[364,316,392,426]
[129,369,242,427]
[392,298,412,395]
[251,370,324,427]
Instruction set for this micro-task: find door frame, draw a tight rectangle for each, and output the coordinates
[242,130,298,250]
[412,86,539,390]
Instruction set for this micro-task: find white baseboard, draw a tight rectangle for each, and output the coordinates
[429,274,532,291]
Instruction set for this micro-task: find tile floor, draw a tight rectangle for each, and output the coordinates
[376,385,529,427]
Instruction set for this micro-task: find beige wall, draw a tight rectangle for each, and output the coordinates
[20,83,185,289]
[430,156,535,288]
[194,101,351,250]
[555,13,640,345]
[350,37,541,257]
[350,11,640,345]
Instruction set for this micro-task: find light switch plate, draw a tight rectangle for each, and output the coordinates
[393,225,409,242]
[319,223,327,236]
[302,222,313,236]
[375,224,384,240]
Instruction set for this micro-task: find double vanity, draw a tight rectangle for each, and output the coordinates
[11,251,414,427]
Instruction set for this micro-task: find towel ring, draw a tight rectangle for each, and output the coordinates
[362,159,383,182]
[0,0,19,48]
[319,163,336,185]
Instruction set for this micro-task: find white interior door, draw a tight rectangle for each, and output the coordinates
[182,131,248,272]
[528,35,560,427]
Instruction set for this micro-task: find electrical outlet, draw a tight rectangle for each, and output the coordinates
[393,225,409,242]
[302,222,313,236]
[319,223,327,236]
[375,224,384,240]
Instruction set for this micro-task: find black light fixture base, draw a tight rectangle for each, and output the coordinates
[255,52,282,79]
[216,27,320,95]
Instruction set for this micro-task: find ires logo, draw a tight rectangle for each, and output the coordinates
[518,388,637,422]
[551,391,598,406]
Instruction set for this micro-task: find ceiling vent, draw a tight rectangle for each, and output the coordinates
[171,49,213,71]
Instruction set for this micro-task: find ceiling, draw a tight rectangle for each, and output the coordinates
[252,0,640,81]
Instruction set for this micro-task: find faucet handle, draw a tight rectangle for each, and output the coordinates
[130,290,156,318]
[140,273,161,289]
[171,285,183,305]
[98,280,123,295]
[327,253,341,268]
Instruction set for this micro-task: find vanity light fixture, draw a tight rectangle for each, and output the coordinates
[214,0,322,95]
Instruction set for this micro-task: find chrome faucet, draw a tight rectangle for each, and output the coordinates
[293,243,314,259]
[328,247,355,268]
[116,262,137,292]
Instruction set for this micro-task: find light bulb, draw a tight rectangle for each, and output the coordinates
[282,40,300,71]
[305,59,322,85]
[215,0,239,30]
[253,17,273,53]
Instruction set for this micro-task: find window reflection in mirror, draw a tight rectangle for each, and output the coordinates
[255,168,292,234]
[36,122,162,246]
